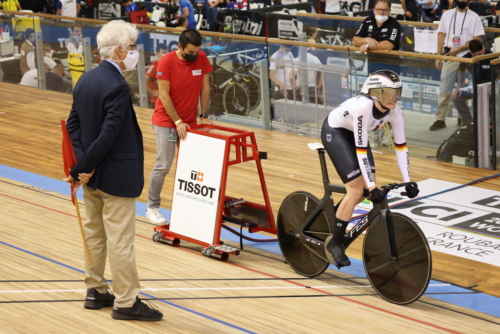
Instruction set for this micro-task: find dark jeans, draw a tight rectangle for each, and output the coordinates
[452,91,473,121]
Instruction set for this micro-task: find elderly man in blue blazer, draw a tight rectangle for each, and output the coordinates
[64,20,162,322]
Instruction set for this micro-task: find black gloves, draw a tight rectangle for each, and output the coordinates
[369,187,384,204]
[405,184,419,199]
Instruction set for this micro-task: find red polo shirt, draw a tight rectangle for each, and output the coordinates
[152,50,212,128]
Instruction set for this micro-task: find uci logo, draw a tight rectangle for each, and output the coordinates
[191,170,204,182]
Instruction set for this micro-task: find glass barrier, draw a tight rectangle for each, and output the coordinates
[267,39,351,138]
[491,58,500,170]
[2,10,500,169]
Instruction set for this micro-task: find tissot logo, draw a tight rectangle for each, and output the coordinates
[191,170,204,182]
[178,179,216,198]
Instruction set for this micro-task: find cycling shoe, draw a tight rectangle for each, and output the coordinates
[325,235,351,269]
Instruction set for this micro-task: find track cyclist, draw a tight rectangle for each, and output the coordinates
[320,70,419,268]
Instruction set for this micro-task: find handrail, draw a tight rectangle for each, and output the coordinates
[348,46,475,63]
[296,12,500,32]
[0,9,268,42]
[471,52,500,62]
[266,38,349,51]
[491,58,500,65]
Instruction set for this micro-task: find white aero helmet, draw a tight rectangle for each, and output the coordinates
[360,70,402,104]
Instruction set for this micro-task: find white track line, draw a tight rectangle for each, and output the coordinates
[0,284,450,294]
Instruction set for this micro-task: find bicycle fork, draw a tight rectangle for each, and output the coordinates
[380,208,398,262]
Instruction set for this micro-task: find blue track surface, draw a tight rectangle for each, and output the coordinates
[0,164,499,318]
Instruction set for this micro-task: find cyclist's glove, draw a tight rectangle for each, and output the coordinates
[405,184,419,199]
[369,188,384,204]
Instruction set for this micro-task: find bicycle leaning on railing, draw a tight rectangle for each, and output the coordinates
[276,142,432,305]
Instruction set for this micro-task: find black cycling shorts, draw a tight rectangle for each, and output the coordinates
[321,120,375,185]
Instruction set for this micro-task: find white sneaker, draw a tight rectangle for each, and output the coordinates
[146,208,167,225]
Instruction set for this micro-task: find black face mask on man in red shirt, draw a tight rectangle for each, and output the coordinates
[182,48,198,62]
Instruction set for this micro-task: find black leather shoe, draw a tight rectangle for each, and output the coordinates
[429,120,446,131]
[111,297,163,321]
[84,289,115,310]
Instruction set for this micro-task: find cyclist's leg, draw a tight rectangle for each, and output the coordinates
[321,123,366,267]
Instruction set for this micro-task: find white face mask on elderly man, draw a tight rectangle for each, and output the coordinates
[375,15,389,24]
[101,45,140,70]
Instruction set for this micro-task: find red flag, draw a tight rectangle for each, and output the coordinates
[60,119,77,204]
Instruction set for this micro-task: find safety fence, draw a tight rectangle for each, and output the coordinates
[0,10,499,170]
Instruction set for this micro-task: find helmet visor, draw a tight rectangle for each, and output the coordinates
[370,87,402,104]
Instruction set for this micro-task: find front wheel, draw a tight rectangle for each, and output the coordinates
[277,191,331,277]
[222,83,250,116]
[363,212,432,305]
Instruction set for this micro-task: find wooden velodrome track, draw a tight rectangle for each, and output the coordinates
[1,82,500,333]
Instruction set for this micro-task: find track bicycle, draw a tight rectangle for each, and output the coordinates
[277,143,432,304]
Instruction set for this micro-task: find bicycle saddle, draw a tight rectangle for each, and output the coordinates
[307,143,325,151]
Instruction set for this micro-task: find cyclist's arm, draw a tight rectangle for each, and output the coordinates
[352,108,376,189]
[388,110,411,182]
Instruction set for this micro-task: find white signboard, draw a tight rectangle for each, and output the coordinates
[354,179,500,267]
[170,133,227,244]
[414,29,438,54]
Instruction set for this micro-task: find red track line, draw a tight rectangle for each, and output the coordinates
[2,191,461,334]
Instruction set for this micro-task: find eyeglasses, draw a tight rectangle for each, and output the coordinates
[128,44,137,50]
[374,8,390,13]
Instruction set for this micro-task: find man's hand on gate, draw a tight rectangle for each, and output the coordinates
[176,121,190,140]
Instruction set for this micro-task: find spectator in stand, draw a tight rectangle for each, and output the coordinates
[122,0,138,15]
[177,16,188,29]
[44,44,54,59]
[46,63,66,92]
[146,43,168,107]
[137,3,152,22]
[56,0,81,18]
[401,0,418,21]
[272,0,282,5]
[290,51,324,104]
[1,0,22,11]
[304,25,319,50]
[20,29,36,76]
[430,0,484,130]
[451,39,491,127]
[146,29,212,225]
[20,57,56,88]
[196,0,224,7]
[66,26,83,54]
[269,43,296,100]
[178,0,197,29]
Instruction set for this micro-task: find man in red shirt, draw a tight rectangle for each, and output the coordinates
[146,43,168,107]
[146,29,212,225]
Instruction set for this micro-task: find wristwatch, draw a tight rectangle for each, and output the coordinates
[175,119,183,125]
[365,43,370,50]
[199,113,208,119]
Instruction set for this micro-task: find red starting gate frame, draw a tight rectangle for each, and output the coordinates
[152,124,276,261]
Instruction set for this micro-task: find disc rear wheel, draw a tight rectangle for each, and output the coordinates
[363,213,432,304]
[277,191,331,277]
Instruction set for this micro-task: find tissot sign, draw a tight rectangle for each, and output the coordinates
[355,179,500,266]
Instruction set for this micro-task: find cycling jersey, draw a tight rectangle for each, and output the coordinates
[324,95,410,188]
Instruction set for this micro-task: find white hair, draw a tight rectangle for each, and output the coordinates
[97,20,138,60]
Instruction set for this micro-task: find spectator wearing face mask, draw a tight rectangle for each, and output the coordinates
[67,26,83,54]
[44,43,54,59]
[20,29,36,76]
[352,0,401,74]
[46,63,66,92]
[269,43,296,100]
[146,43,168,107]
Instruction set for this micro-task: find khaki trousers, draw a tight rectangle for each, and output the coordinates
[435,60,460,121]
[82,185,140,308]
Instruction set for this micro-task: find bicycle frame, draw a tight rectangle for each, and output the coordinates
[296,149,400,261]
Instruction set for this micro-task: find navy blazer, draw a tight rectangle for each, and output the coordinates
[66,61,144,198]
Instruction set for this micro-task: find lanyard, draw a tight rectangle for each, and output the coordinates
[449,8,468,36]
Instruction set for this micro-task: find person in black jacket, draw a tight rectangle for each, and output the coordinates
[46,63,66,92]
[64,20,163,322]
